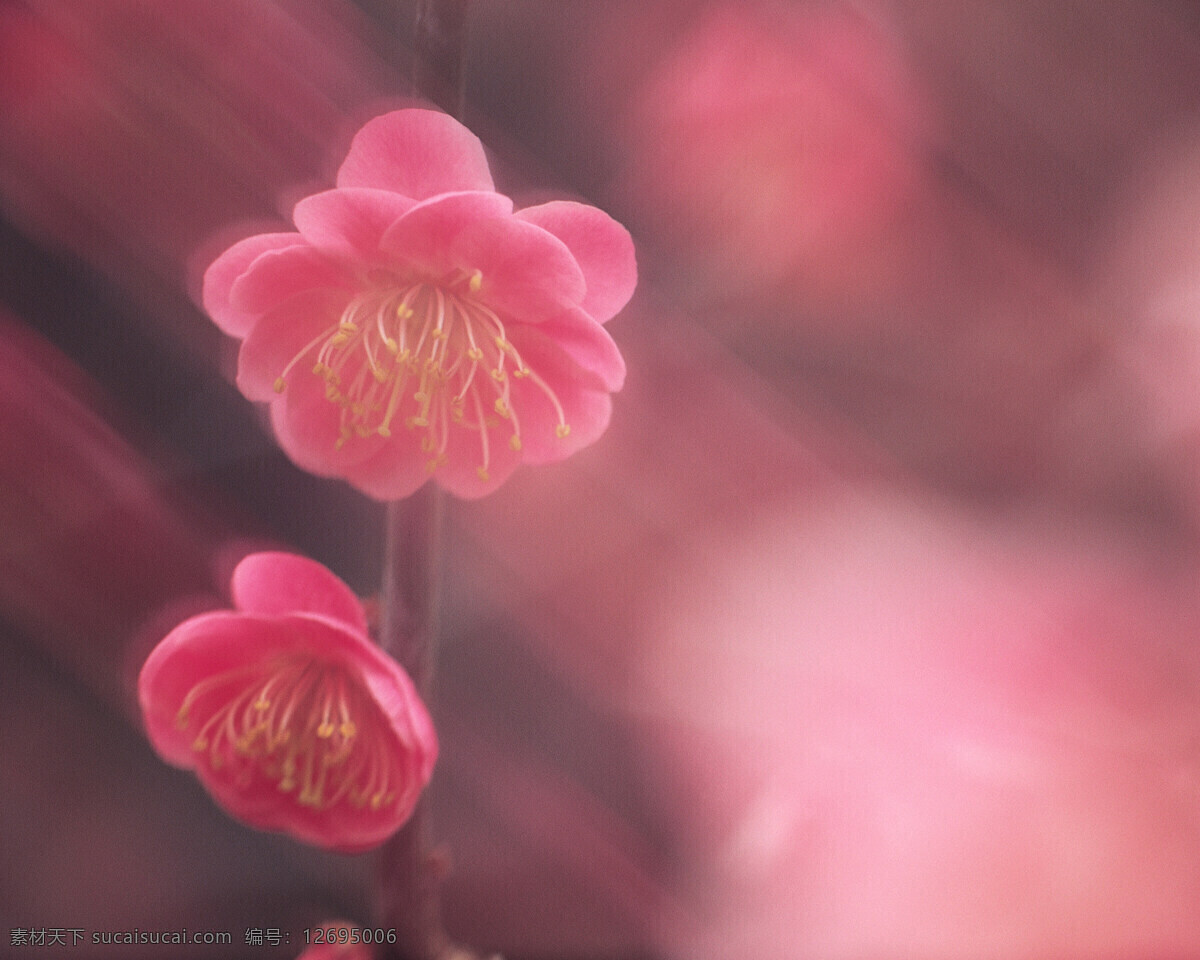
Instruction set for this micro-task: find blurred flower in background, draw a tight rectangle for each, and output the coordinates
[7,1,1200,958]
[622,1,924,309]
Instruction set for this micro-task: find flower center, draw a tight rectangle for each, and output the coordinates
[176,657,402,812]
[273,272,570,481]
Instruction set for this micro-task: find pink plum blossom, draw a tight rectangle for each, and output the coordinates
[138,552,437,853]
[203,108,635,499]
[624,4,921,305]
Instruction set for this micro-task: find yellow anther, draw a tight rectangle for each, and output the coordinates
[254,698,270,711]
[494,336,512,352]
[491,369,507,382]
[426,458,440,473]
[509,434,522,451]
[377,424,391,437]
[384,338,399,355]
[192,737,208,751]
[556,423,571,438]
[273,377,287,393]
[339,722,356,738]
[312,362,326,375]
[469,269,483,293]
[317,722,335,738]
[420,436,436,452]
[278,778,296,793]
[476,467,490,481]
[339,321,359,334]
[431,328,448,340]
[512,367,529,379]
[330,332,350,347]
[373,368,389,383]
[397,304,413,319]
[335,436,347,450]
[413,390,429,403]
[493,398,510,419]
[467,348,484,362]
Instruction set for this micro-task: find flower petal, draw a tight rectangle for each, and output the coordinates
[230,245,355,318]
[270,370,389,474]
[203,232,305,337]
[293,188,417,261]
[237,289,347,402]
[231,552,368,634]
[336,108,494,200]
[507,324,615,465]
[535,306,626,392]
[516,201,638,323]
[344,427,436,502]
[435,417,524,499]
[451,216,587,323]
[378,190,514,277]
[138,610,263,766]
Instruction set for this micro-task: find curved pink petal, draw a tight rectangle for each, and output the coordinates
[507,325,615,465]
[237,289,347,402]
[344,425,436,501]
[378,190,514,278]
[231,552,368,634]
[451,216,587,323]
[203,232,305,337]
[230,244,355,318]
[535,306,626,392]
[270,371,389,474]
[336,109,494,200]
[293,188,417,261]
[435,416,524,499]
[516,201,638,323]
[139,610,263,766]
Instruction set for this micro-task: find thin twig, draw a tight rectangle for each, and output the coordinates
[377,486,447,960]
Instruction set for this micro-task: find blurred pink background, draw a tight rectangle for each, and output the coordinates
[5,1,1200,957]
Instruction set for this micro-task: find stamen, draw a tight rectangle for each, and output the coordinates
[472,388,491,481]
[274,323,341,393]
[290,278,565,462]
[174,656,403,815]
